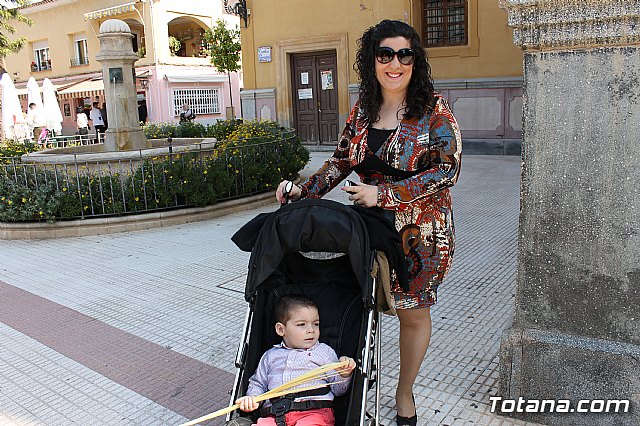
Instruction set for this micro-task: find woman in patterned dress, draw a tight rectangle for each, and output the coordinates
[276,20,462,425]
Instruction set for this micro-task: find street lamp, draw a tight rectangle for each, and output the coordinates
[223,0,248,28]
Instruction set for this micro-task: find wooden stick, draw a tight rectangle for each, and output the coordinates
[179,383,330,426]
[261,360,348,398]
[179,360,350,426]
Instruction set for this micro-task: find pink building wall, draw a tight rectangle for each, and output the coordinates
[144,65,242,124]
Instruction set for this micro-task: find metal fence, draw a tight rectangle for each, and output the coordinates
[0,129,299,221]
[45,132,105,148]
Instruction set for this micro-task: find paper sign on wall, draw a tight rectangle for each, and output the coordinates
[300,72,309,85]
[321,70,334,90]
[298,88,313,100]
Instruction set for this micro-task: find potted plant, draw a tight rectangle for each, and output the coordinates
[31,61,38,71]
[168,36,181,56]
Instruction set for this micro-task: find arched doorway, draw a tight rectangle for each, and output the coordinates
[123,18,146,57]
[167,17,209,58]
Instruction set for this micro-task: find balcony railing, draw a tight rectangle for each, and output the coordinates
[70,58,90,67]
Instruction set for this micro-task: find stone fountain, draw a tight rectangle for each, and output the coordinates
[96,19,148,151]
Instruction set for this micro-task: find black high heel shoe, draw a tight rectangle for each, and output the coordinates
[395,394,417,426]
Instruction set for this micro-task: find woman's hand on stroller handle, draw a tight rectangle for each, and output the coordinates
[235,395,260,412]
[276,180,302,205]
[337,356,356,378]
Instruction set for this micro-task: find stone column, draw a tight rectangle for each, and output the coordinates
[498,1,640,425]
[95,19,148,151]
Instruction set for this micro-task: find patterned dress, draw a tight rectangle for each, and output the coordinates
[299,96,462,309]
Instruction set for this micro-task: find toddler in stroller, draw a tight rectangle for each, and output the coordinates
[228,199,394,426]
[235,295,356,425]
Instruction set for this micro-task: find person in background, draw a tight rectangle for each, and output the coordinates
[100,102,108,131]
[138,100,148,125]
[76,106,89,135]
[179,103,195,123]
[26,102,46,143]
[89,102,105,138]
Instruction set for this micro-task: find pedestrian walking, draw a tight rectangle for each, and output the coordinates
[138,100,148,124]
[89,102,105,139]
[100,102,108,130]
[76,106,89,135]
[26,102,46,143]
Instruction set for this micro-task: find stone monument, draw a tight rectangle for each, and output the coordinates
[95,19,148,151]
[497,1,640,424]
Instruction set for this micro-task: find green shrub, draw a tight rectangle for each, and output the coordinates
[0,140,41,164]
[143,119,281,142]
[0,135,309,222]
[0,174,62,222]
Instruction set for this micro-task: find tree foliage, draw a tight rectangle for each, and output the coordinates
[0,0,33,59]
[204,19,241,74]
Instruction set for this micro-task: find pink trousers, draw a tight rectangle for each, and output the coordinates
[255,408,335,425]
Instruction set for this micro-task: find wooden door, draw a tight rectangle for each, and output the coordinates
[291,51,339,144]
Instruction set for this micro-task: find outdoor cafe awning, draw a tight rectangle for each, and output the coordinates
[83,2,138,21]
[15,81,79,99]
[57,70,150,100]
[57,79,104,100]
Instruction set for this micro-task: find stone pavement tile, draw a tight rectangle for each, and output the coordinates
[0,323,186,426]
[0,280,232,424]
[442,397,534,426]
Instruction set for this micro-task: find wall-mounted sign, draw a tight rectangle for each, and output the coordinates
[300,72,309,85]
[298,88,313,100]
[258,46,272,63]
[321,70,334,90]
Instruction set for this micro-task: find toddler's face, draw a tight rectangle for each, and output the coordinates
[276,306,320,350]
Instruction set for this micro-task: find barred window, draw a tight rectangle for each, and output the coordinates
[172,88,220,116]
[423,0,468,47]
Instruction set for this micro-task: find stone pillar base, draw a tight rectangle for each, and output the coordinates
[498,327,640,425]
[104,128,149,151]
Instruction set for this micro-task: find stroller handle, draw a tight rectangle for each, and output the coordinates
[280,180,294,207]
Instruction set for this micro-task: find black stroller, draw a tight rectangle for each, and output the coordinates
[229,198,386,425]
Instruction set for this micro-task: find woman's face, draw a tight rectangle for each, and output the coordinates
[375,36,413,98]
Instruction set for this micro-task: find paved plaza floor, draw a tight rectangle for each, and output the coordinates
[0,154,543,426]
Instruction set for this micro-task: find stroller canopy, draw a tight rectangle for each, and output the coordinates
[232,199,373,303]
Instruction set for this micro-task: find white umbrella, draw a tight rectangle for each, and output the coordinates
[42,78,62,134]
[26,77,44,110]
[1,73,26,140]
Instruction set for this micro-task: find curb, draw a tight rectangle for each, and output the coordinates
[0,192,277,240]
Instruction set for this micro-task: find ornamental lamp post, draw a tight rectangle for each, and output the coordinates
[223,0,248,28]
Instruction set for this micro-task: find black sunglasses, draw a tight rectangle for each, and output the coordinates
[375,47,415,65]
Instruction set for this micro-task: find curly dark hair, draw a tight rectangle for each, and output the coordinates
[355,19,435,123]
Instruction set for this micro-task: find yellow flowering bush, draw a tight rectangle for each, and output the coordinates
[0,133,308,222]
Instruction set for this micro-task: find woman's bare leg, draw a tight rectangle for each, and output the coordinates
[395,307,432,417]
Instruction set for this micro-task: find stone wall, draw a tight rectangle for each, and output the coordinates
[498,1,640,424]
